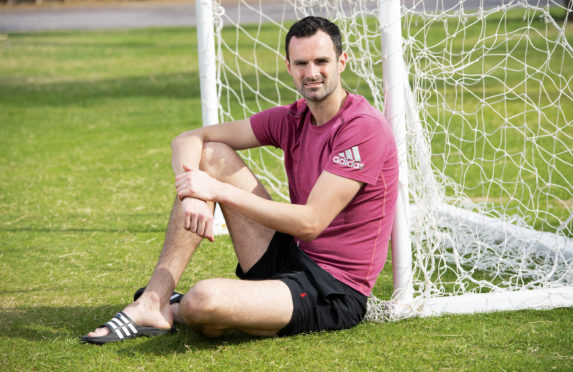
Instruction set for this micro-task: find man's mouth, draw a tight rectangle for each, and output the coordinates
[304,82,323,90]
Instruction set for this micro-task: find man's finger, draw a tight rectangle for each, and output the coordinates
[195,216,205,235]
[183,211,190,230]
[205,219,215,242]
[177,186,191,200]
[189,214,198,234]
[174,177,185,187]
[175,172,191,183]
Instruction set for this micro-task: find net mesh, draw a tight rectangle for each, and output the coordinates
[209,0,573,320]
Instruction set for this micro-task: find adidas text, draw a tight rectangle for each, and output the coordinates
[333,146,365,169]
[333,156,365,169]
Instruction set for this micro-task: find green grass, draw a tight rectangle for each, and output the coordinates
[1,16,573,372]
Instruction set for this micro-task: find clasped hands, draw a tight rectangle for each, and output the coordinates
[174,165,221,241]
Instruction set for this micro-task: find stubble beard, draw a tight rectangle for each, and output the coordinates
[299,77,337,103]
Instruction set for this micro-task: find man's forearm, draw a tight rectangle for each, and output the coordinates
[171,132,204,176]
[176,167,362,242]
[217,182,320,241]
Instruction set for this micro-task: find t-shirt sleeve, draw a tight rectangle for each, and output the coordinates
[250,105,290,149]
[325,115,395,185]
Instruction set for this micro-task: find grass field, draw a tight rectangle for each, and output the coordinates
[1,13,573,372]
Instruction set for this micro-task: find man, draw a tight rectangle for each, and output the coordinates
[82,16,398,344]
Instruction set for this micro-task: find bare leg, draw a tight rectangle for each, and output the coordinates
[85,196,206,337]
[175,278,293,337]
[86,141,283,338]
[198,142,275,272]
[174,142,293,337]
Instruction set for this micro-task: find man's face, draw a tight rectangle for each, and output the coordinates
[286,31,347,103]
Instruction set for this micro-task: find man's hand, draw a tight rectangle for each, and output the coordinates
[180,197,215,242]
[175,164,221,242]
[175,164,222,202]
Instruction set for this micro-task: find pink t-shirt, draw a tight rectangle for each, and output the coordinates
[250,93,398,296]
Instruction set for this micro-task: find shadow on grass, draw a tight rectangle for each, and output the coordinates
[0,69,292,110]
[0,304,255,353]
[0,212,169,234]
[0,72,201,109]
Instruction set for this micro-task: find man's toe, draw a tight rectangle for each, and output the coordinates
[87,327,110,338]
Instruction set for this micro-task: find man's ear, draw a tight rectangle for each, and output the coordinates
[285,57,293,76]
[338,52,348,74]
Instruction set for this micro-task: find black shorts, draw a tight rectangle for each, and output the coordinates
[236,231,367,336]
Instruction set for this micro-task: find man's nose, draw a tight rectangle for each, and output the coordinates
[305,63,319,79]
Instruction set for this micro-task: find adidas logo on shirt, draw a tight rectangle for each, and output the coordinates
[333,146,365,169]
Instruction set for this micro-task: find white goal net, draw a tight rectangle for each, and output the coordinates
[196,0,573,320]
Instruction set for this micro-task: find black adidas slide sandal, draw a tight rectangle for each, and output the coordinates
[81,311,175,345]
[133,287,183,304]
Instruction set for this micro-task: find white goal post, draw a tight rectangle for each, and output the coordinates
[194,0,573,321]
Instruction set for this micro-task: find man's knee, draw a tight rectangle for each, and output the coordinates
[199,142,237,177]
[179,279,223,325]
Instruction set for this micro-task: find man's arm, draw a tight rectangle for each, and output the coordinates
[175,167,362,241]
[171,118,261,241]
[171,118,260,175]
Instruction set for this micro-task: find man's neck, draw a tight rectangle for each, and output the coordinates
[307,88,348,126]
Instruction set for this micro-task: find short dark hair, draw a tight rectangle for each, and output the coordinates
[285,16,343,61]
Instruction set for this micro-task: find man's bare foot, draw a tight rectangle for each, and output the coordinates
[85,290,173,338]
